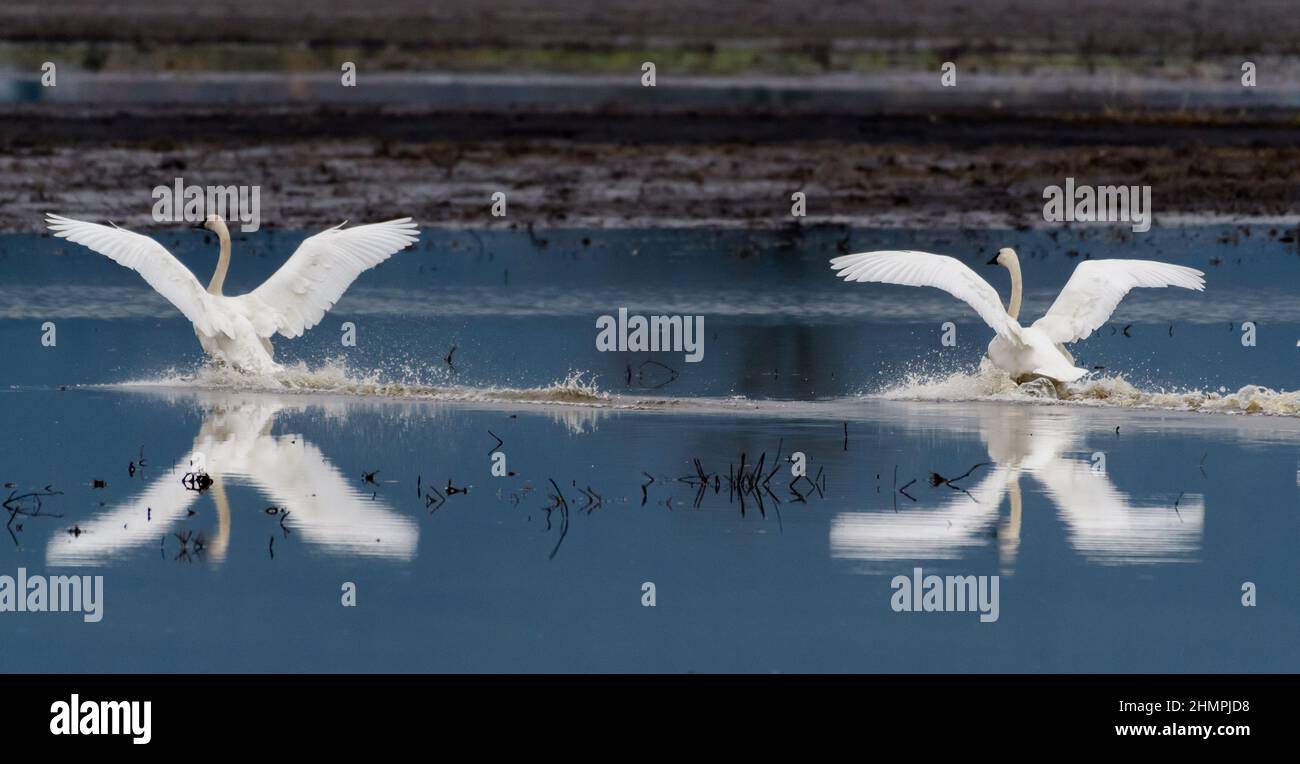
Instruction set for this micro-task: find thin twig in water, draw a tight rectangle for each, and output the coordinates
[634,360,679,389]
[4,487,65,546]
[544,478,570,560]
[892,466,899,512]
[578,485,603,514]
[929,461,991,503]
[424,485,446,512]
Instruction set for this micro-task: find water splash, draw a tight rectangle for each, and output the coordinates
[105,355,1300,418]
[878,358,1300,416]
[114,359,615,407]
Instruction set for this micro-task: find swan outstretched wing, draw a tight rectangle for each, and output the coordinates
[1033,454,1204,564]
[44,214,235,337]
[830,250,1022,341]
[238,436,418,560]
[235,218,419,338]
[46,462,202,566]
[830,465,1010,561]
[1033,259,1205,343]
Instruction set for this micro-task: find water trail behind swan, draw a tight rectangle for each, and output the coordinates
[879,358,1300,416]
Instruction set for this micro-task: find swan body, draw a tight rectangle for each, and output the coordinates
[46,213,420,374]
[831,247,1205,384]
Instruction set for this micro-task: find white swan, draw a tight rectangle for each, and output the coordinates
[45,213,420,373]
[830,248,1205,385]
[47,392,418,566]
[829,405,1205,570]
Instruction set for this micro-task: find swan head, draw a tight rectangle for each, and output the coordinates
[196,214,230,237]
[986,247,1018,268]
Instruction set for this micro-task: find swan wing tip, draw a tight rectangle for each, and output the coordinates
[44,213,76,236]
[1171,263,1206,288]
[829,251,875,271]
[390,217,421,239]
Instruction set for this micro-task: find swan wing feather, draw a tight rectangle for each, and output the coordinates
[235,218,419,338]
[44,214,234,337]
[830,250,1022,342]
[1033,259,1205,343]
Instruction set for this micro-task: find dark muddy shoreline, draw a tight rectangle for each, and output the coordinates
[2,102,1299,232]
[4,1,1300,232]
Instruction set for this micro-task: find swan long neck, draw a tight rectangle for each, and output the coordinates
[1005,253,1022,320]
[207,221,231,296]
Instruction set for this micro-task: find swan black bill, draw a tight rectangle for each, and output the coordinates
[986,255,1000,265]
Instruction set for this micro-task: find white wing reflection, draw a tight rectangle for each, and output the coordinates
[46,393,417,566]
[827,465,1010,562]
[831,406,1204,570]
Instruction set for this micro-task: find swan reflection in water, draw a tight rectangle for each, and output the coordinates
[830,406,1205,571]
[47,392,417,566]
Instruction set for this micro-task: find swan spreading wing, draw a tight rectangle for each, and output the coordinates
[45,214,236,337]
[830,250,1023,342]
[46,214,420,342]
[1032,259,1205,343]
[235,219,419,338]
